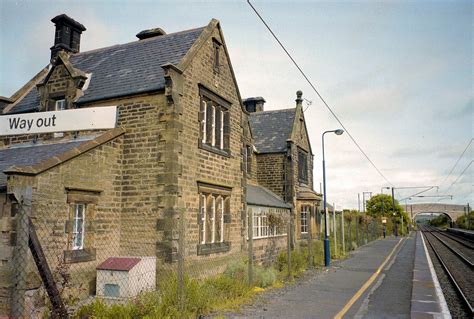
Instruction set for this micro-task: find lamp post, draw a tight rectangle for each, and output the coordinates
[322,129,344,267]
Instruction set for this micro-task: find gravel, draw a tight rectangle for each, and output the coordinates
[423,231,472,318]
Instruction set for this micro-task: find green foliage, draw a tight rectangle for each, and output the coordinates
[276,245,323,277]
[223,259,278,288]
[456,211,474,230]
[429,214,450,227]
[366,194,403,217]
[76,257,288,318]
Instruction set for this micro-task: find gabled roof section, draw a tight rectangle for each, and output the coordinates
[246,184,292,209]
[0,128,125,186]
[2,66,50,114]
[249,108,296,153]
[6,25,206,114]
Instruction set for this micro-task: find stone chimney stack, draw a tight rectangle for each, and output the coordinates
[50,14,86,60]
[243,97,266,113]
[295,90,303,107]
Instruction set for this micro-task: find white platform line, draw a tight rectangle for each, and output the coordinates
[420,232,451,318]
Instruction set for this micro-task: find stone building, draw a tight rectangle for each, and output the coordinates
[244,94,322,245]
[0,14,317,315]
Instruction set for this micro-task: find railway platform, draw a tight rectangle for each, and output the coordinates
[223,232,452,319]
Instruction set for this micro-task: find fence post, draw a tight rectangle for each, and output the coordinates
[333,208,337,257]
[248,208,253,286]
[341,211,345,254]
[177,207,185,313]
[308,206,313,268]
[366,222,369,244]
[10,186,32,319]
[356,215,359,246]
[347,220,351,251]
[287,222,292,280]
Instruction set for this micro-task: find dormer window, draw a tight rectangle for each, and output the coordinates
[53,99,66,137]
[55,99,66,111]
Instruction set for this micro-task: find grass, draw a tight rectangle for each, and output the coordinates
[75,236,371,318]
[76,260,278,318]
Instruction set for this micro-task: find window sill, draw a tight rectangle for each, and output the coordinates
[64,248,96,263]
[251,234,287,240]
[199,141,231,158]
[197,242,230,255]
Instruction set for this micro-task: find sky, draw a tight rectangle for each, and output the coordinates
[0,0,472,210]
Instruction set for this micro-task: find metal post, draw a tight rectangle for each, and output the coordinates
[356,213,359,245]
[10,186,32,319]
[248,208,253,286]
[341,210,345,253]
[308,206,313,268]
[391,187,397,236]
[358,193,361,212]
[322,134,330,267]
[333,204,337,257]
[466,203,470,229]
[287,222,292,279]
[362,192,365,212]
[321,129,344,266]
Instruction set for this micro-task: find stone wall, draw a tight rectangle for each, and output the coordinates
[256,153,286,199]
[0,135,123,314]
[177,24,245,268]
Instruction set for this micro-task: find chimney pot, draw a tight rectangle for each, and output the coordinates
[243,97,266,113]
[136,28,167,40]
[50,14,86,60]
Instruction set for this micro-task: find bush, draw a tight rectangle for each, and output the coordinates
[223,258,278,288]
[276,248,309,277]
[456,212,474,230]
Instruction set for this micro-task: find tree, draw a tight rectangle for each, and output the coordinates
[365,194,403,217]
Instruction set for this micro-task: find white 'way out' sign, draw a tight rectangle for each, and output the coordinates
[0,106,117,136]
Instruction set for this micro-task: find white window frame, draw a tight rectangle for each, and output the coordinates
[220,196,224,243]
[251,207,287,239]
[211,105,216,147]
[200,194,206,244]
[200,193,228,245]
[55,99,66,111]
[72,203,85,250]
[199,89,230,152]
[301,206,309,234]
[211,196,216,243]
[219,109,224,149]
[201,99,207,143]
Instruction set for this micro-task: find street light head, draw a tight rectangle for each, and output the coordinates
[334,129,344,135]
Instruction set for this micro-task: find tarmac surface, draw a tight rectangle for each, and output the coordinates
[225,235,417,319]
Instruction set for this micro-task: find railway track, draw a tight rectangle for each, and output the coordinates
[421,225,474,317]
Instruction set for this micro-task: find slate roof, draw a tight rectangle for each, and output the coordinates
[96,257,141,271]
[246,184,292,209]
[249,109,295,153]
[0,139,90,187]
[8,26,205,114]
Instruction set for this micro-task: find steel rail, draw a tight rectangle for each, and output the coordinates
[428,226,474,250]
[429,232,474,267]
[422,227,474,317]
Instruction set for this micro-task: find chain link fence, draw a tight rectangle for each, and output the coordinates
[4,197,387,318]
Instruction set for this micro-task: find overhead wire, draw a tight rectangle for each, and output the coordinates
[439,138,473,187]
[246,0,394,187]
[444,160,473,193]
